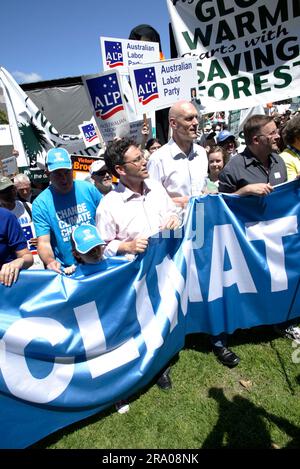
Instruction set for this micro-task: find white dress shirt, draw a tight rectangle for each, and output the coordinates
[147,138,208,197]
[96,179,180,257]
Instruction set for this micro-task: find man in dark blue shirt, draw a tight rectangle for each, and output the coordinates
[0,206,33,286]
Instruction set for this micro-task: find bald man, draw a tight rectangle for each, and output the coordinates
[147,100,208,208]
[148,101,240,368]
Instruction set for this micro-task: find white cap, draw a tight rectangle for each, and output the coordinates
[89,160,107,175]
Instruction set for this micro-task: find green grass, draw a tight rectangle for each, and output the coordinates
[34,327,300,449]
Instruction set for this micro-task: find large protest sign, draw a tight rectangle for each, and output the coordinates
[100,37,160,75]
[167,0,300,112]
[129,57,198,114]
[1,180,300,448]
[83,70,130,144]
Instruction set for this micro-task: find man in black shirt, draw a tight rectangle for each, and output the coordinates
[215,115,299,365]
[219,115,287,194]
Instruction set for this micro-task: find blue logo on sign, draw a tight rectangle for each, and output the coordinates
[86,73,124,120]
[82,124,97,143]
[105,41,123,68]
[134,67,159,105]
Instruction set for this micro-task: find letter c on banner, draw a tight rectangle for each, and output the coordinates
[0,318,74,404]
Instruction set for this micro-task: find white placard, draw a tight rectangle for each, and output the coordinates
[82,70,130,144]
[0,124,12,145]
[78,120,101,148]
[100,37,160,75]
[129,57,198,114]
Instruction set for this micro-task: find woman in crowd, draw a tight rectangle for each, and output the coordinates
[145,138,162,155]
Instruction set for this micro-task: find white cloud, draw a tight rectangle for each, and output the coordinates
[12,71,43,84]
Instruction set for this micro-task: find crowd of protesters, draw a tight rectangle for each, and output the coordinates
[1,97,300,413]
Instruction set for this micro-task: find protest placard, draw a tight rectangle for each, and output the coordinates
[100,37,160,75]
[129,57,198,114]
[82,70,130,144]
[167,0,300,112]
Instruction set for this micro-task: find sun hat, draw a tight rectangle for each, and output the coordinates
[0,176,14,191]
[217,130,235,143]
[89,160,107,175]
[46,148,72,172]
[72,224,105,254]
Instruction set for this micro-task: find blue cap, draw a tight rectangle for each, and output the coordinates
[217,130,235,143]
[72,224,105,254]
[46,148,72,172]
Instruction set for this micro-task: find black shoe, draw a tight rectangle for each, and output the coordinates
[156,370,172,390]
[213,346,240,368]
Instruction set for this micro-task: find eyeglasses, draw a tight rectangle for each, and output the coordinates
[256,129,279,138]
[122,154,146,166]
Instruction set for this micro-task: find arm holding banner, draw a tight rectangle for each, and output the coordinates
[0,248,33,287]
[37,234,61,273]
[234,183,274,196]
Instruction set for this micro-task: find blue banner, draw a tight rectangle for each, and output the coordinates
[0,180,300,448]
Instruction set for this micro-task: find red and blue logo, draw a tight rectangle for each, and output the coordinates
[82,124,97,143]
[105,41,124,68]
[134,67,159,105]
[86,73,124,120]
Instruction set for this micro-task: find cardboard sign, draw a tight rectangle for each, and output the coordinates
[0,156,18,177]
[100,37,160,75]
[129,57,198,114]
[82,70,130,144]
[71,155,100,180]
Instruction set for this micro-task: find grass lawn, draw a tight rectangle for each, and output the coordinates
[34,326,300,449]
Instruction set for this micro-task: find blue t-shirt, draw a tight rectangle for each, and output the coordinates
[0,207,28,268]
[32,180,102,267]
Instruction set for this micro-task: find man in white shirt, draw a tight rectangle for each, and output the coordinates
[148,102,239,368]
[96,139,180,258]
[147,100,208,208]
[96,138,181,389]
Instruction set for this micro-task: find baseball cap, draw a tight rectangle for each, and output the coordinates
[46,148,72,172]
[0,176,14,191]
[72,224,105,254]
[217,130,235,143]
[89,160,107,175]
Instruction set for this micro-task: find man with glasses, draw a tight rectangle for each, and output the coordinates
[218,115,300,349]
[219,115,286,194]
[89,159,114,195]
[96,138,181,391]
[216,130,239,161]
[96,138,180,258]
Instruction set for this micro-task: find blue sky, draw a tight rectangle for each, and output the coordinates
[2,0,171,83]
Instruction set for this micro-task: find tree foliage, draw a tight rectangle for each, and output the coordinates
[0,109,9,124]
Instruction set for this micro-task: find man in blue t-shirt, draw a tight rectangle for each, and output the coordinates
[32,148,102,273]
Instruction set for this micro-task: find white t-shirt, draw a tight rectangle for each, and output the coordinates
[147,138,208,198]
